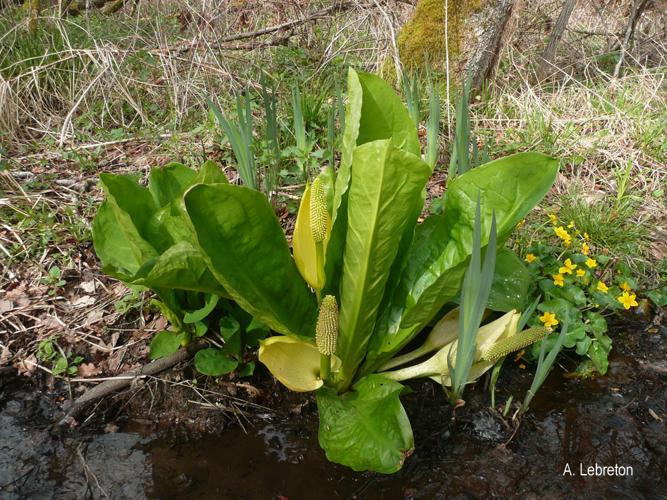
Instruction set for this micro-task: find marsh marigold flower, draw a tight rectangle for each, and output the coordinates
[586,258,597,269]
[554,226,570,240]
[596,281,609,293]
[539,312,559,329]
[581,242,590,256]
[620,282,632,292]
[525,253,537,263]
[576,269,586,277]
[552,273,565,287]
[559,258,577,275]
[567,221,575,228]
[584,232,590,241]
[549,214,558,225]
[617,291,638,310]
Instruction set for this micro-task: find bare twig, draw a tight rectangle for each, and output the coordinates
[613,0,652,78]
[218,2,350,44]
[55,345,199,427]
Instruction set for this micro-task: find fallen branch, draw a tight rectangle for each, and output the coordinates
[217,2,351,44]
[173,2,352,55]
[55,346,197,427]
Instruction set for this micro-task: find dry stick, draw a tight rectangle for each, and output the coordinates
[613,0,652,78]
[56,346,197,427]
[218,2,351,43]
[537,0,576,80]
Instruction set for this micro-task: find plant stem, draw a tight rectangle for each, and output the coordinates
[379,344,432,371]
[320,353,331,382]
[315,240,325,293]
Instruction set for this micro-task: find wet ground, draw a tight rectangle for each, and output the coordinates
[1,320,665,499]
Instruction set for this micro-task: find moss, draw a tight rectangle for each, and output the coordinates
[397,0,483,72]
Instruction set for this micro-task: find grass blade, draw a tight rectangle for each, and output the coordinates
[426,78,440,169]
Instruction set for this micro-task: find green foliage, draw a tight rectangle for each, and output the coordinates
[556,185,650,274]
[149,330,187,360]
[426,78,441,168]
[401,72,421,127]
[260,79,280,196]
[317,375,413,474]
[92,160,263,377]
[520,322,568,415]
[184,184,319,339]
[448,198,497,404]
[36,338,83,377]
[487,249,531,312]
[194,348,238,376]
[363,152,559,375]
[42,265,66,292]
[209,95,257,189]
[517,213,644,375]
[182,69,558,472]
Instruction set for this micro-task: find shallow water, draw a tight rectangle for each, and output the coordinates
[1,326,665,499]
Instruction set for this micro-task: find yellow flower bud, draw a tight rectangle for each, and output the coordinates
[309,177,328,243]
[316,295,338,356]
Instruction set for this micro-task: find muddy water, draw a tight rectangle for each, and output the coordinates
[1,325,665,499]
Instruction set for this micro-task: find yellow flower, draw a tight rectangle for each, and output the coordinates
[583,232,590,241]
[620,282,632,292]
[514,349,525,362]
[585,258,597,269]
[563,237,572,248]
[581,242,590,256]
[539,311,559,330]
[552,273,565,287]
[548,214,558,225]
[554,226,570,240]
[559,258,577,275]
[525,253,537,263]
[567,220,575,228]
[519,363,526,370]
[576,269,586,277]
[596,281,609,293]
[617,291,638,310]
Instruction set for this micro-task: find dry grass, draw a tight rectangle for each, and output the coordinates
[0,1,411,148]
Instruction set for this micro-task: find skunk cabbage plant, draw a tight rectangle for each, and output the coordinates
[178,69,559,473]
[92,161,269,376]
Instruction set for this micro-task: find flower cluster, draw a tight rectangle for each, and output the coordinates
[518,212,642,375]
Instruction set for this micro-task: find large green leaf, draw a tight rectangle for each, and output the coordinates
[324,69,420,298]
[93,165,228,297]
[148,162,198,208]
[92,199,158,280]
[99,173,172,252]
[317,375,413,474]
[184,184,318,339]
[487,248,531,312]
[191,159,229,185]
[362,153,558,374]
[132,241,227,296]
[334,140,431,390]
